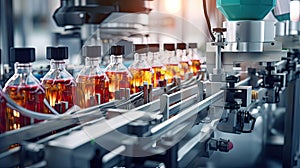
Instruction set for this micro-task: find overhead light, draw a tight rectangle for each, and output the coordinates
[164,0,181,14]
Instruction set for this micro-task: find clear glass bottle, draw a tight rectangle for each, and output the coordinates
[3,48,46,132]
[188,43,201,76]
[41,46,76,113]
[105,45,132,101]
[76,46,109,108]
[163,43,181,84]
[129,44,153,93]
[177,43,192,80]
[148,44,166,88]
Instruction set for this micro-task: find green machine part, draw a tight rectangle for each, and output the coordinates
[217,0,276,21]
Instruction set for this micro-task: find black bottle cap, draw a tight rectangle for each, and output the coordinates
[148,44,159,52]
[46,46,68,60]
[82,45,101,57]
[110,45,124,55]
[10,48,35,63]
[177,43,186,50]
[163,43,175,51]
[188,43,197,48]
[134,44,148,54]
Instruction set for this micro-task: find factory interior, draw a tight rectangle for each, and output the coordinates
[0,0,300,167]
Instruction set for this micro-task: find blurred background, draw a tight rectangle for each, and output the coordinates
[0,0,226,66]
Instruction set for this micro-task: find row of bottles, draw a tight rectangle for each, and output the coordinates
[0,43,201,133]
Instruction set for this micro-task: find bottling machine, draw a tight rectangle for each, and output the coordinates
[1,0,300,167]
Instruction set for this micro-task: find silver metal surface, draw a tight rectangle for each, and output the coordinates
[206,46,286,74]
[224,21,276,43]
[151,90,224,135]
[160,84,202,120]
[206,20,285,74]
[275,21,300,48]
[47,111,144,149]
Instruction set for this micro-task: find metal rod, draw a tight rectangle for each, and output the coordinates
[215,34,222,71]
[151,90,224,134]
[150,77,250,135]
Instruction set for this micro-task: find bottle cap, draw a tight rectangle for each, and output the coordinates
[46,46,68,60]
[82,45,101,57]
[134,44,148,54]
[177,43,186,50]
[10,48,35,63]
[110,45,124,55]
[188,43,197,49]
[163,43,175,51]
[148,44,159,52]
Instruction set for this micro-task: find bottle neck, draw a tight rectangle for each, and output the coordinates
[152,52,160,60]
[50,60,66,70]
[110,55,123,64]
[165,50,175,58]
[151,52,163,66]
[15,63,32,74]
[176,49,187,58]
[85,57,100,67]
[189,48,199,60]
[134,53,147,62]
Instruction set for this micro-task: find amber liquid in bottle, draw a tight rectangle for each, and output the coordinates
[76,75,109,108]
[165,64,180,83]
[42,79,75,113]
[3,85,45,132]
[179,61,191,80]
[152,66,166,87]
[130,68,152,93]
[106,71,131,101]
[190,59,201,76]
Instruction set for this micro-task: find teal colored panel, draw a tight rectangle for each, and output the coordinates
[217,0,276,20]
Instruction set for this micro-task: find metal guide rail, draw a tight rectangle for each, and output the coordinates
[0,75,255,167]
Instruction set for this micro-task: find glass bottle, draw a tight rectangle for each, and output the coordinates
[148,44,166,88]
[76,46,109,108]
[163,43,181,84]
[41,46,76,113]
[129,44,153,93]
[188,43,201,76]
[3,48,46,132]
[105,45,132,101]
[177,43,192,80]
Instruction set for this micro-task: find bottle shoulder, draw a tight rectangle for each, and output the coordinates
[128,60,152,70]
[76,66,109,81]
[3,73,44,93]
[43,69,74,81]
[105,62,130,72]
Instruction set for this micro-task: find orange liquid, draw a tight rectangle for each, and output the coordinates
[179,61,191,80]
[106,71,131,101]
[190,59,201,76]
[165,64,180,84]
[42,79,75,113]
[2,85,45,132]
[76,75,109,108]
[152,66,166,88]
[129,68,152,93]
